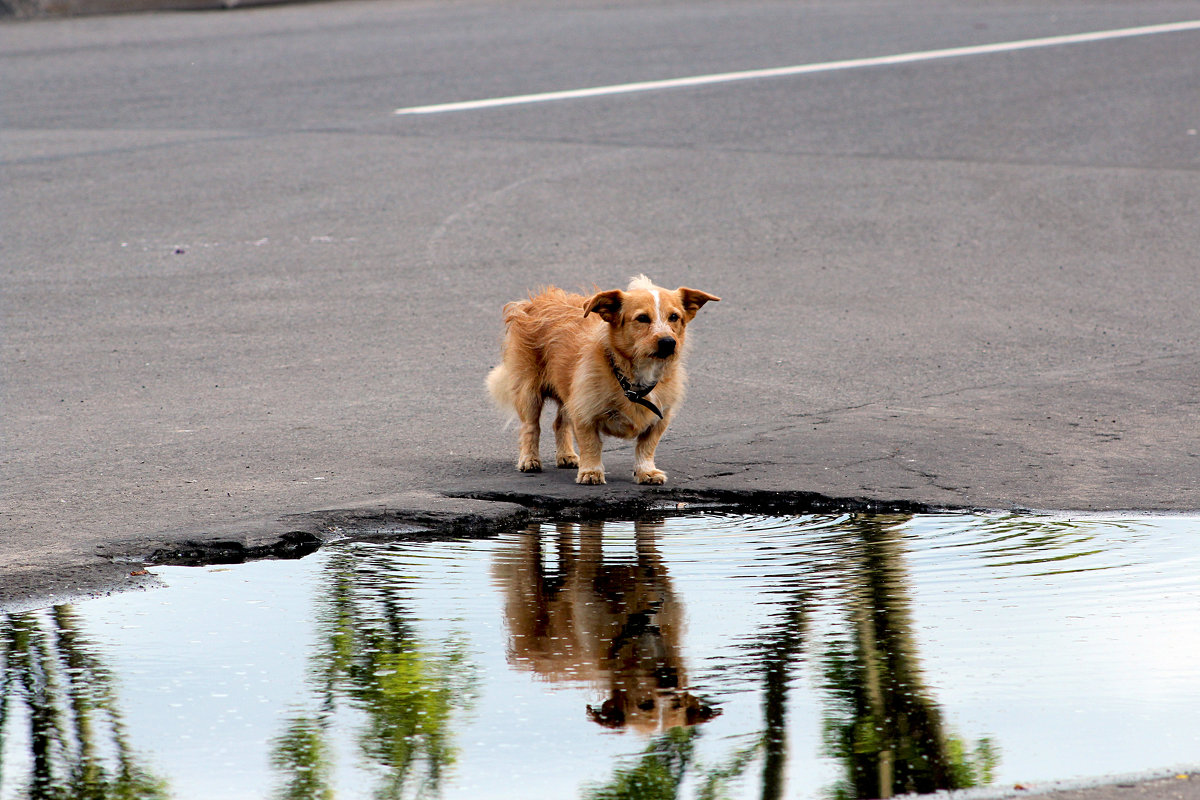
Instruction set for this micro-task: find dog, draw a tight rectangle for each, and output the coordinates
[494,520,721,732]
[487,275,719,485]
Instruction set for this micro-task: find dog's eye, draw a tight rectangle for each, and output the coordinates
[668,313,680,322]
[636,314,651,323]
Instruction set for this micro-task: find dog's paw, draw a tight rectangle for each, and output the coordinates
[556,453,579,468]
[635,468,667,485]
[576,468,606,485]
[517,456,543,473]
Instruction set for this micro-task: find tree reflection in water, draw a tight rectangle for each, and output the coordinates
[1,511,1002,800]
[0,607,168,800]
[820,515,998,800]
[498,514,998,800]
[270,547,478,800]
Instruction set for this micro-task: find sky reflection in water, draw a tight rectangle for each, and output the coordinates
[2,512,1198,800]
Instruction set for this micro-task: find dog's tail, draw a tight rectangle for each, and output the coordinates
[486,362,516,415]
[501,299,531,327]
[487,301,525,414]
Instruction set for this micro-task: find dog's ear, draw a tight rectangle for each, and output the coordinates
[677,288,720,321]
[584,289,624,324]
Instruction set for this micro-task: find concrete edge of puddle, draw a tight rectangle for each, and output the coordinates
[1,485,937,613]
[906,767,1200,800]
[4,482,1196,622]
[101,485,942,567]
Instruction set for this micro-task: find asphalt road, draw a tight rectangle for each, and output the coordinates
[3,0,1200,608]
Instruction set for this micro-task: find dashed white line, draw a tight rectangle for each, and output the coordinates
[394,19,1200,115]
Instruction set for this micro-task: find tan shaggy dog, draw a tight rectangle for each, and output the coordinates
[487,275,719,485]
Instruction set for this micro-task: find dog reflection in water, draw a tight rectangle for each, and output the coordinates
[494,519,720,733]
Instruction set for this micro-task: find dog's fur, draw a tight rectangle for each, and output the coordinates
[487,275,719,485]
[495,520,720,732]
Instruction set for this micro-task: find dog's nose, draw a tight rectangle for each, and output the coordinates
[655,337,677,357]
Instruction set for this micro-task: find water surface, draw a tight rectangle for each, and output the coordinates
[2,512,1198,799]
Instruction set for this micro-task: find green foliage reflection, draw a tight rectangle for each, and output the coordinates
[271,717,334,800]
[0,608,169,800]
[585,727,762,800]
[586,727,696,800]
[270,547,478,800]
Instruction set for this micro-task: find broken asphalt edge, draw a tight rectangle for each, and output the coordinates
[121,485,942,566]
[1,484,944,612]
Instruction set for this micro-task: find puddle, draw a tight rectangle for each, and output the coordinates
[2,512,1199,799]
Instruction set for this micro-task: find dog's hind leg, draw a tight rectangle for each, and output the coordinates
[553,405,579,468]
[488,363,542,472]
[515,389,544,473]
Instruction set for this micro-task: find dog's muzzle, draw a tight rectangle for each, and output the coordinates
[654,337,677,358]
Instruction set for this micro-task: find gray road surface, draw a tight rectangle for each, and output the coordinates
[3,0,1200,609]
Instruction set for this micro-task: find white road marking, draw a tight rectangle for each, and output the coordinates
[394,19,1200,115]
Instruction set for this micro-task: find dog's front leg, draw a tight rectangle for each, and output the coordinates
[634,420,669,485]
[574,422,606,484]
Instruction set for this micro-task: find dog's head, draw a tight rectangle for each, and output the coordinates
[584,275,719,363]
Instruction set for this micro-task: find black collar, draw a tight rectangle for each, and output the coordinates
[608,352,664,419]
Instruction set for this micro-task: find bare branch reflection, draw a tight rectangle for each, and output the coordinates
[821,514,998,799]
